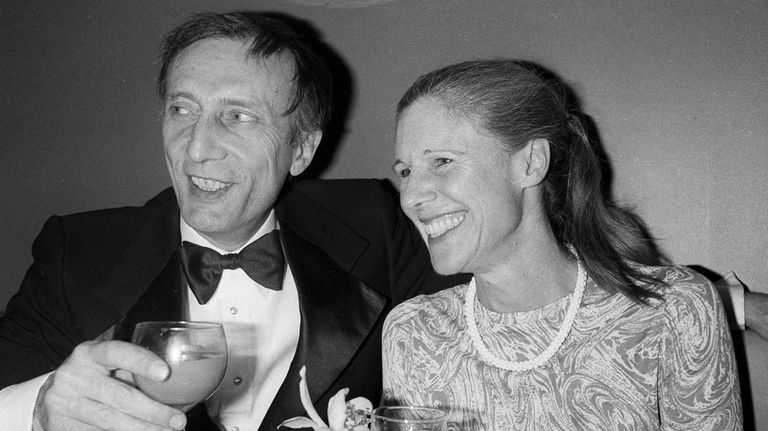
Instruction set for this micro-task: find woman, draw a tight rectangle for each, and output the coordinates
[382,60,742,430]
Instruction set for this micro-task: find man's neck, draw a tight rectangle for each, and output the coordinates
[180,211,277,253]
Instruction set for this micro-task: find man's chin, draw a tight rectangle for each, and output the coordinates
[180,206,229,234]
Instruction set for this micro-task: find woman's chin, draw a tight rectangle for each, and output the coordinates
[429,254,466,276]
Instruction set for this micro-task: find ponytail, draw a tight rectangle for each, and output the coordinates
[560,113,665,302]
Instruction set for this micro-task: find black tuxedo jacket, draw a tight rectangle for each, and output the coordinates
[0,179,463,430]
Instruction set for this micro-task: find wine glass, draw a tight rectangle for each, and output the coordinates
[370,406,448,431]
[131,321,228,412]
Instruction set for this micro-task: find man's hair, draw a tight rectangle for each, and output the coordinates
[157,12,332,134]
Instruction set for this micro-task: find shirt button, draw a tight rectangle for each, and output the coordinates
[229,306,238,315]
[233,377,243,385]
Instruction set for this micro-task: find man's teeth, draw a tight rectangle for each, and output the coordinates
[191,176,230,192]
[424,213,465,238]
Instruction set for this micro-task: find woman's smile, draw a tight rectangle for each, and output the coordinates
[421,211,467,238]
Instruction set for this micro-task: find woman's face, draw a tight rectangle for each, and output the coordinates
[394,98,528,275]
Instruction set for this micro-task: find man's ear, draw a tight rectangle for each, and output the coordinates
[289,129,323,176]
[517,137,550,189]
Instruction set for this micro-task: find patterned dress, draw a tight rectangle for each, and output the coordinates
[382,265,743,430]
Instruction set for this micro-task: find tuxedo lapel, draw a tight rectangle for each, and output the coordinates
[260,224,386,430]
[273,181,368,273]
[110,250,186,341]
[83,193,217,429]
[89,192,184,340]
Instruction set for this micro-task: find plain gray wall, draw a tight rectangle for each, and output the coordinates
[1,0,767,310]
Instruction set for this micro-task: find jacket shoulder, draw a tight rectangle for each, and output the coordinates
[287,178,397,208]
[34,188,177,283]
[280,178,403,238]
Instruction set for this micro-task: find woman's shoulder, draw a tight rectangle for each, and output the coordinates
[633,264,723,321]
[638,264,717,295]
[385,284,467,325]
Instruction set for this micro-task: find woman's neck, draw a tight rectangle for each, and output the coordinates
[473,232,577,313]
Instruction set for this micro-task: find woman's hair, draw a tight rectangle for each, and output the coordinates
[397,60,665,302]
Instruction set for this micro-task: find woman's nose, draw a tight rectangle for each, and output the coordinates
[187,117,225,162]
[400,172,438,211]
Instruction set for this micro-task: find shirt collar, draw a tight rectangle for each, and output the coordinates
[180,210,278,254]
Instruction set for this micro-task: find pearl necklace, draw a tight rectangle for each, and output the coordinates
[464,249,586,372]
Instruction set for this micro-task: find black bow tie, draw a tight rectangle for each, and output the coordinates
[179,230,285,305]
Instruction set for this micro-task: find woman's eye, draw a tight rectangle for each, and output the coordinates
[397,168,411,178]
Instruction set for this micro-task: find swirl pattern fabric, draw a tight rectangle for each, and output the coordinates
[382,265,742,430]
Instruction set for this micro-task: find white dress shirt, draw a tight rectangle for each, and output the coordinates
[0,211,301,431]
[714,271,746,330]
[181,212,300,431]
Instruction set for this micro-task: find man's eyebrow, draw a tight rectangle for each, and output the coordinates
[222,97,277,116]
[424,149,465,156]
[220,98,256,109]
[165,93,261,110]
[165,91,196,101]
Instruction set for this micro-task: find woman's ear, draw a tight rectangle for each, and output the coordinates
[516,138,551,189]
[289,129,323,176]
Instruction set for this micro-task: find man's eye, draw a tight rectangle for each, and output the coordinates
[227,111,257,123]
[168,105,191,116]
[435,157,453,166]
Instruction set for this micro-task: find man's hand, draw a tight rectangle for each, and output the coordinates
[34,340,187,431]
[745,291,768,341]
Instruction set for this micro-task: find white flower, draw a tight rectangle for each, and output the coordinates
[279,366,373,431]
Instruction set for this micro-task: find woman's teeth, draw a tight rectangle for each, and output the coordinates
[191,176,230,192]
[424,213,465,238]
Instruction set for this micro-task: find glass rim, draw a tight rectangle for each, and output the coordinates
[134,320,223,330]
[371,406,447,423]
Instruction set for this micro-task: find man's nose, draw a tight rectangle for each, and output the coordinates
[187,117,225,162]
[400,172,437,211]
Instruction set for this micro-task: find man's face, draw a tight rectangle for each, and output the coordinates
[163,38,319,250]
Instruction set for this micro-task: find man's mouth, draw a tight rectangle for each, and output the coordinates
[422,212,466,238]
[190,175,231,192]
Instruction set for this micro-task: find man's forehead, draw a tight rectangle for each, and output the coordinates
[174,37,297,78]
[167,37,298,108]
[252,50,298,86]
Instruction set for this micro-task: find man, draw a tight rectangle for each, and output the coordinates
[0,12,458,431]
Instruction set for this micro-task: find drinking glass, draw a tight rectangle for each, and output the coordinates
[131,321,228,412]
[370,406,448,431]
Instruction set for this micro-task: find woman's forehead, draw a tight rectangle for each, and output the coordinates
[395,100,508,160]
